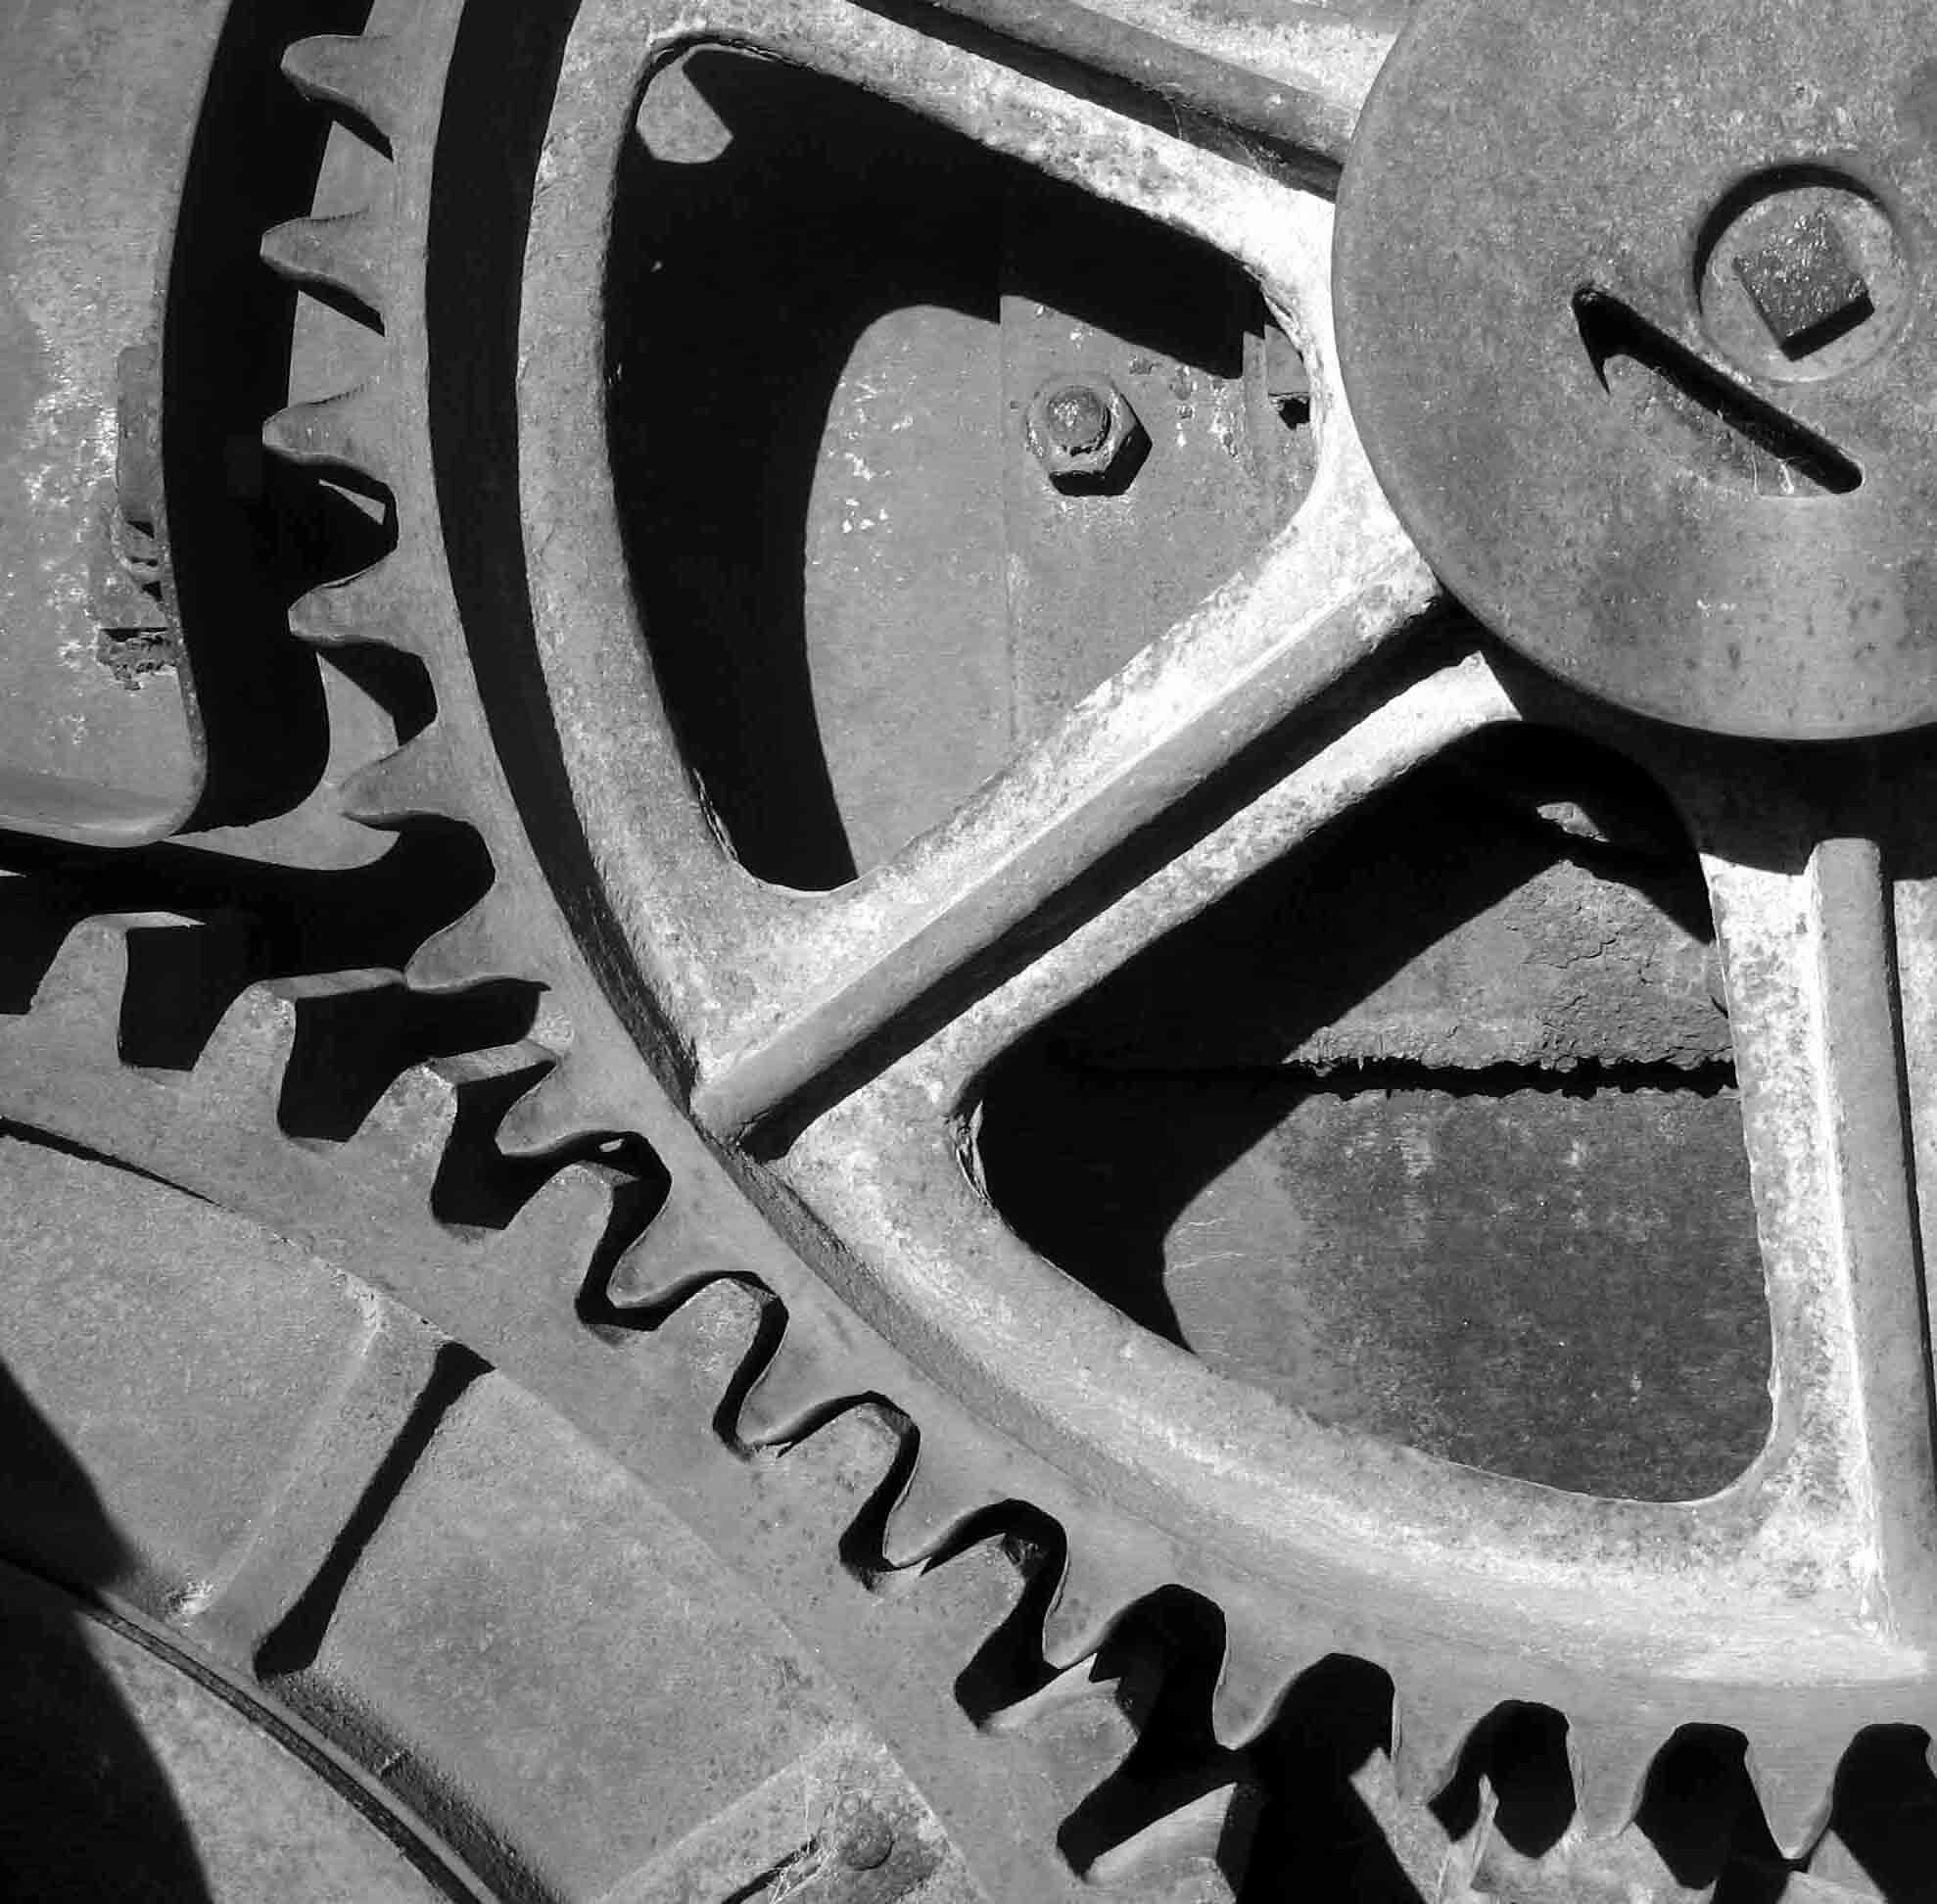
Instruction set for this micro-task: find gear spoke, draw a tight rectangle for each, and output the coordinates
[1698,820,1937,1631]
[518,0,1433,1146]
[687,466,1435,1140]
[909,0,1392,165]
[886,645,1515,1097]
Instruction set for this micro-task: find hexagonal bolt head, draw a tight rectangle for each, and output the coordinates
[1025,376,1147,492]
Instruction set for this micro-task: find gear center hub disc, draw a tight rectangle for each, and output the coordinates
[1333,0,1937,739]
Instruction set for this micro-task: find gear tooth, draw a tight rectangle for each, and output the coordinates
[351,1056,463,1172]
[27,916,140,1023]
[879,1438,1007,1569]
[1040,1541,1154,1671]
[1086,1779,1262,1890]
[1209,1615,1306,1748]
[406,887,534,991]
[734,1321,856,1450]
[189,982,301,1113]
[1748,1735,1842,1861]
[1568,1721,1662,1840]
[1391,1684,1485,1807]
[260,209,389,321]
[996,1644,1164,1739]
[483,1161,617,1278]
[607,1171,752,1311]
[289,562,412,652]
[281,33,405,144]
[341,729,464,827]
[262,385,393,488]
[496,1054,598,1159]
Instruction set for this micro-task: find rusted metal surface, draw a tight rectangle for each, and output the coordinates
[1025,375,1146,487]
[1335,0,1937,740]
[904,0,1385,167]
[0,0,213,839]
[17,0,1937,1894]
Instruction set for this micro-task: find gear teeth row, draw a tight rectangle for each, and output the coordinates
[280,33,407,149]
[11,911,1866,1888]
[260,209,390,323]
[262,383,396,488]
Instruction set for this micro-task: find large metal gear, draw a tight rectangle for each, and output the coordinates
[7,0,1937,1898]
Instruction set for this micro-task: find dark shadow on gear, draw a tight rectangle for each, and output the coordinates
[1429,1702,1574,1860]
[0,821,496,1002]
[1813,1727,1937,1903]
[1056,1589,1238,1874]
[0,1363,213,1902]
[975,723,1772,1501]
[1235,1656,1418,1902]
[165,0,383,831]
[1636,1727,1772,1893]
[951,1508,1066,1722]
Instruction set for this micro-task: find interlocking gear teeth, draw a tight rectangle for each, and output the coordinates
[1567,1720,1662,1841]
[261,383,396,488]
[287,562,414,653]
[280,33,407,150]
[260,210,391,324]
[1747,1734,1842,1861]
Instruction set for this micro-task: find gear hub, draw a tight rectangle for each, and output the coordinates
[1334,0,1937,739]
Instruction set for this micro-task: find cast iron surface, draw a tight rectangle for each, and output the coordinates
[1335,0,1937,739]
[6,0,1937,1900]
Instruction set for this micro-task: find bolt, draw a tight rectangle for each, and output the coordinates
[1041,384,1112,454]
[1732,205,1873,357]
[1025,375,1147,491]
